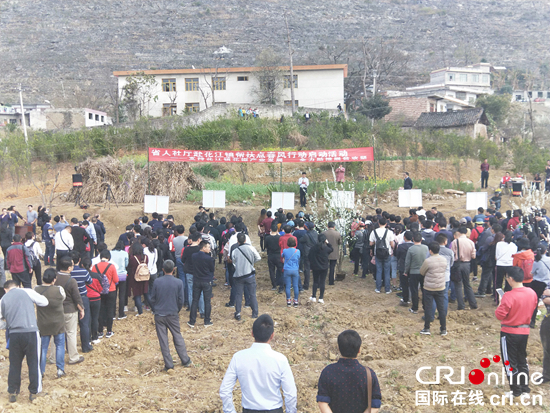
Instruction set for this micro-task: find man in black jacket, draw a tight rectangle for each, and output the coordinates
[70,219,91,259]
[188,241,215,328]
[150,260,192,371]
[396,231,414,305]
[265,223,282,293]
[403,172,413,190]
[301,222,318,290]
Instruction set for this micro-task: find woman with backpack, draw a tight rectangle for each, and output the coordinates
[127,242,151,316]
[309,234,334,304]
[512,237,535,289]
[111,240,129,320]
[94,250,119,339]
[82,257,103,344]
[143,239,158,298]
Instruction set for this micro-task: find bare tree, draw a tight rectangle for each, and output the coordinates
[252,48,285,105]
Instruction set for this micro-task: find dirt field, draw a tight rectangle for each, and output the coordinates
[1,160,550,412]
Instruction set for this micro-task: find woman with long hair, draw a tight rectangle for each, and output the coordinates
[308,233,333,304]
[257,208,267,252]
[127,242,151,315]
[495,230,517,303]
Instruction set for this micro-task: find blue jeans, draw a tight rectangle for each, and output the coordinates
[186,273,204,316]
[79,295,93,352]
[44,240,55,265]
[390,256,398,279]
[134,293,153,315]
[284,269,300,300]
[41,333,65,374]
[450,279,457,301]
[176,258,188,306]
[375,257,391,291]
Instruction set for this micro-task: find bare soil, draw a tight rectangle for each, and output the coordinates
[0,160,549,412]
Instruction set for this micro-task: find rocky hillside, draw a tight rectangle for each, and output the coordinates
[1,0,549,109]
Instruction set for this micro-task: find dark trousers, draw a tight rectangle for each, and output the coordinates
[495,266,513,303]
[400,271,409,303]
[478,264,494,295]
[352,248,362,274]
[116,280,127,317]
[89,299,101,341]
[234,275,258,317]
[409,273,423,311]
[79,295,93,352]
[328,260,337,285]
[44,240,54,266]
[8,331,41,395]
[189,280,213,325]
[99,291,116,333]
[56,250,70,270]
[500,332,530,396]
[154,314,190,369]
[312,269,328,299]
[267,254,283,289]
[540,316,550,382]
[12,271,32,289]
[454,262,477,310]
[302,257,311,290]
[528,280,546,327]
[33,261,42,286]
[423,289,447,332]
[481,171,489,188]
[299,187,307,207]
[470,257,478,278]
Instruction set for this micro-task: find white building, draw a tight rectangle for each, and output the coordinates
[405,63,497,104]
[0,104,111,130]
[113,64,348,117]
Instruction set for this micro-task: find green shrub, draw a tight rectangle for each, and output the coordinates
[192,163,220,179]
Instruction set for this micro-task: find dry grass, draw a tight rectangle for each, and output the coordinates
[66,156,204,203]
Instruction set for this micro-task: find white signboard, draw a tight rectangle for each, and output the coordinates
[202,190,226,209]
[271,192,295,210]
[398,189,423,208]
[144,195,170,214]
[466,192,487,211]
[330,190,355,209]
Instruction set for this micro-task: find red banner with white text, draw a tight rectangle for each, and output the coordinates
[148,147,373,163]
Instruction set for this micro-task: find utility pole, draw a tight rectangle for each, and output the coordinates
[284,13,295,114]
[18,83,28,144]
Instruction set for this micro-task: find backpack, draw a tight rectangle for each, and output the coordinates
[93,263,112,295]
[518,257,534,284]
[134,256,150,282]
[373,229,390,260]
[27,242,40,267]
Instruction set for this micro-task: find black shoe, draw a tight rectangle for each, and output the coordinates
[396,293,403,298]
[440,330,448,336]
[474,293,486,298]
[225,302,235,308]
[235,313,241,321]
[204,321,213,327]
[409,308,418,314]
[277,288,283,294]
[9,394,17,403]
[182,358,193,367]
[420,329,431,335]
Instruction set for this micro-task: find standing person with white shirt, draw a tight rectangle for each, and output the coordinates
[54,226,73,264]
[298,172,309,208]
[220,314,297,413]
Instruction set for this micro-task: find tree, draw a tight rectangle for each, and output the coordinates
[253,48,285,105]
[121,72,158,121]
[357,95,391,120]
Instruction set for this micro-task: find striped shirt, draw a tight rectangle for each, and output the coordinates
[70,265,92,296]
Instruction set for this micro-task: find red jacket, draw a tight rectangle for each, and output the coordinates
[6,243,32,274]
[93,261,119,292]
[495,287,537,335]
[279,234,297,252]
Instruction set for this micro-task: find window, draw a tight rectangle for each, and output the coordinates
[9,119,16,124]
[430,103,435,112]
[447,74,454,81]
[212,77,226,91]
[471,74,479,82]
[185,102,200,113]
[516,95,522,101]
[482,74,490,84]
[237,76,248,82]
[538,92,544,98]
[528,91,533,98]
[101,116,104,122]
[162,78,176,92]
[458,74,468,83]
[284,100,299,107]
[456,92,467,101]
[95,114,99,121]
[283,75,298,88]
[88,113,93,120]
[162,103,177,116]
[185,78,199,91]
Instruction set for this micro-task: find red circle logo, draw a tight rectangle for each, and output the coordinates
[469,369,485,385]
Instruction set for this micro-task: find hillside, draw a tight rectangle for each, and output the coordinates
[1,0,549,109]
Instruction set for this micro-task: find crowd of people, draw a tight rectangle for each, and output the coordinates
[2,199,550,406]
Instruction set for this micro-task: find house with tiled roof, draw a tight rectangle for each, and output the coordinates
[414,107,488,138]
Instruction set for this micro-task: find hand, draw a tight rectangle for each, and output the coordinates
[404,273,408,277]
[79,309,85,320]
